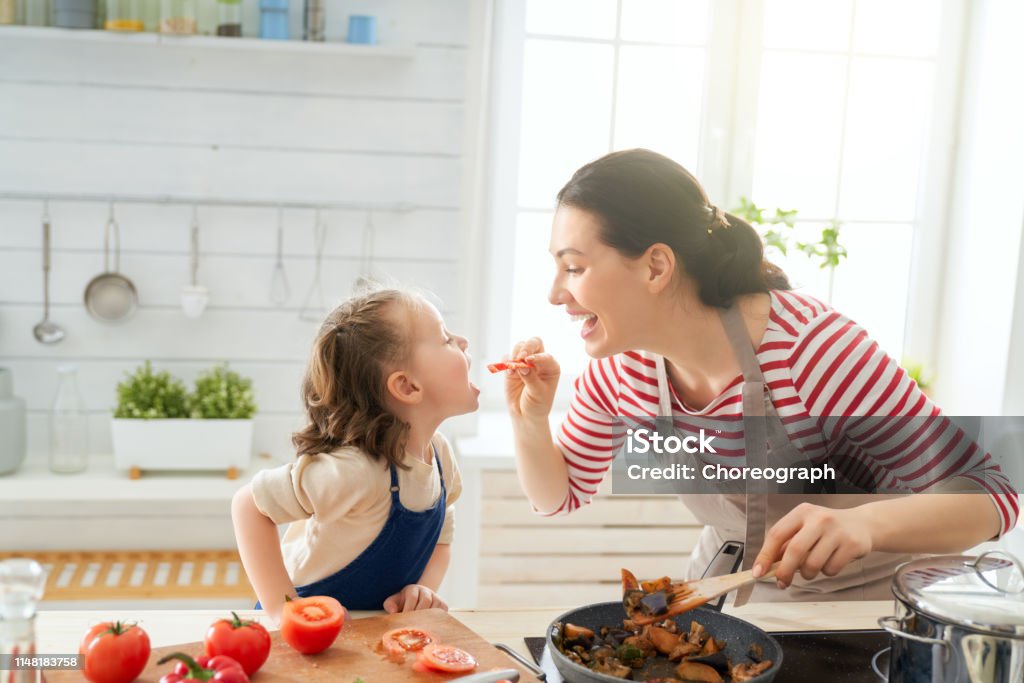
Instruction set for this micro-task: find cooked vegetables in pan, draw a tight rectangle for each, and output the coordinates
[551,617,773,682]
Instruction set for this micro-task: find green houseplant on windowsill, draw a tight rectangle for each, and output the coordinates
[731,197,848,302]
[111,361,257,479]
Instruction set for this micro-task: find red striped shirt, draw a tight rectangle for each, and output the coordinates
[553,290,1020,534]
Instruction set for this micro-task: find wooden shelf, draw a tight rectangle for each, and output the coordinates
[0,25,416,57]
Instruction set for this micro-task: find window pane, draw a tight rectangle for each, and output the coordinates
[526,0,618,39]
[614,46,704,169]
[853,0,941,57]
[751,53,847,218]
[509,211,589,402]
[762,0,853,52]
[839,58,935,222]
[620,0,710,45]
[829,223,913,357]
[517,39,615,208]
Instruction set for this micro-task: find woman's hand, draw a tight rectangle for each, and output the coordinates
[752,503,873,588]
[382,584,448,613]
[504,337,560,421]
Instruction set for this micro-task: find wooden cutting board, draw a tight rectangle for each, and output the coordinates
[51,609,541,682]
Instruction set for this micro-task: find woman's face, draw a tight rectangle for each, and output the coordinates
[548,205,654,358]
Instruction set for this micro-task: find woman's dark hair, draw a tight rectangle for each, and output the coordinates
[556,148,790,308]
[292,288,423,469]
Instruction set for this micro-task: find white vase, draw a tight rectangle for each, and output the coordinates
[111,418,253,473]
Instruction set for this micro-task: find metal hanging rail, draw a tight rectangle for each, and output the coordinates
[0,191,457,213]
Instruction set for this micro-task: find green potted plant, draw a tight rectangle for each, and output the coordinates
[110,361,257,479]
[732,197,848,301]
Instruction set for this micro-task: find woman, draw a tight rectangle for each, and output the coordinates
[504,149,1018,602]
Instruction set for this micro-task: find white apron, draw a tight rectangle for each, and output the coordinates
[656,305,912,605]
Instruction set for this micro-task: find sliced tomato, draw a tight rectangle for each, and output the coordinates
[410,658,434,674]
[381,627,438,657]
[418,643,478,674]
[280,595,346,655]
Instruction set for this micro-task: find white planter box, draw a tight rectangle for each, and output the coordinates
[111,419,254,474]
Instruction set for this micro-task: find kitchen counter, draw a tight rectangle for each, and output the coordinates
[36,602,894,661]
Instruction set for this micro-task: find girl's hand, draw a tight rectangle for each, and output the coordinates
[504,337,560,421]
[382,584,448,613]
[752,503,873,588]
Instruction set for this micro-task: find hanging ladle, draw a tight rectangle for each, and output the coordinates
[33,201,66,344]
[269,206,290,306]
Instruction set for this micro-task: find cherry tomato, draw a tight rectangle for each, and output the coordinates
[280,595,346,654]
[204,612,271,676]
[418,643,478,674]
[380,627,438,657]
[79,621,151,683]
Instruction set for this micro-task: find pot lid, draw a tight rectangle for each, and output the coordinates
[893,552,1024,637]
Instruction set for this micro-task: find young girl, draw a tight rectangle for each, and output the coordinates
[232,288,479,619]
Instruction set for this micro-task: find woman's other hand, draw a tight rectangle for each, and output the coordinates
[382,584,448,613]
[752,503,873,588]
[504,337,560,421]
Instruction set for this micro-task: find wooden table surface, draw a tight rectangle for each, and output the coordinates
[36,600,895,660]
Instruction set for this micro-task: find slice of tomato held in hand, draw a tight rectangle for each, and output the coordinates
[204,611,271,676]
[79,621,151,683]
[417,643,478,674]
[280,595,346,654]
[381,627,438,659]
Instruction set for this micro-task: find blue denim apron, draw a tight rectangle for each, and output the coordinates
[258,447,447,611]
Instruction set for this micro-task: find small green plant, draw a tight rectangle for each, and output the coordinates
[114,361,258,419]
[114,361,189,419]
[731,197,847,270]
[187,363,258,419]
[901,358,933,394]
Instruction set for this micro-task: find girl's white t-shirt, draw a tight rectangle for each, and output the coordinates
[251,432,461,587]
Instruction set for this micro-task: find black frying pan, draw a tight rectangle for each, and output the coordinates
[545,601,782,683]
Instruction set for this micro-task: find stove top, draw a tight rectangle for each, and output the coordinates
[524,629,890,682]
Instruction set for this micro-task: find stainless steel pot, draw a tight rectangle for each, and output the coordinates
[875,551,1024,683]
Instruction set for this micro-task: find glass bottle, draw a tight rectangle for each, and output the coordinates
[159,0,195,34]
[140,0,157,31]
[19,0,51,26]
[0,559,46,683]
[0,0,16,25]
[215,0,238,36]
[52,0,97,28]
[49,365,89,474]
[105,0,142,30]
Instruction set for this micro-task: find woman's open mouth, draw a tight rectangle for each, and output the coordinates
[570,312,598,339]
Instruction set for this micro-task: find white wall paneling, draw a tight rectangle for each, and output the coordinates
[0,0,476,462]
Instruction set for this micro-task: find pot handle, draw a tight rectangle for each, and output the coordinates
[877,615,950,660]
[104,203,120,274]
[870,646,890,681]
[969,550,1024,594]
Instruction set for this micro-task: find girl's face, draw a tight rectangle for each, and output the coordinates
[406,301,479,418]
[548,205,654,359]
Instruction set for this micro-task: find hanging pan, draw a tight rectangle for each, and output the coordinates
[83,205,138,322]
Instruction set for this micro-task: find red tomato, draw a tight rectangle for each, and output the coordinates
[279,595,346,654]
[79,621,151,683]
[418,643,478,674]
[204,612,271,676]
[381,627,438,657]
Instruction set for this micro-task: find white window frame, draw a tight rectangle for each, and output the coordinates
[476,0,969,412]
